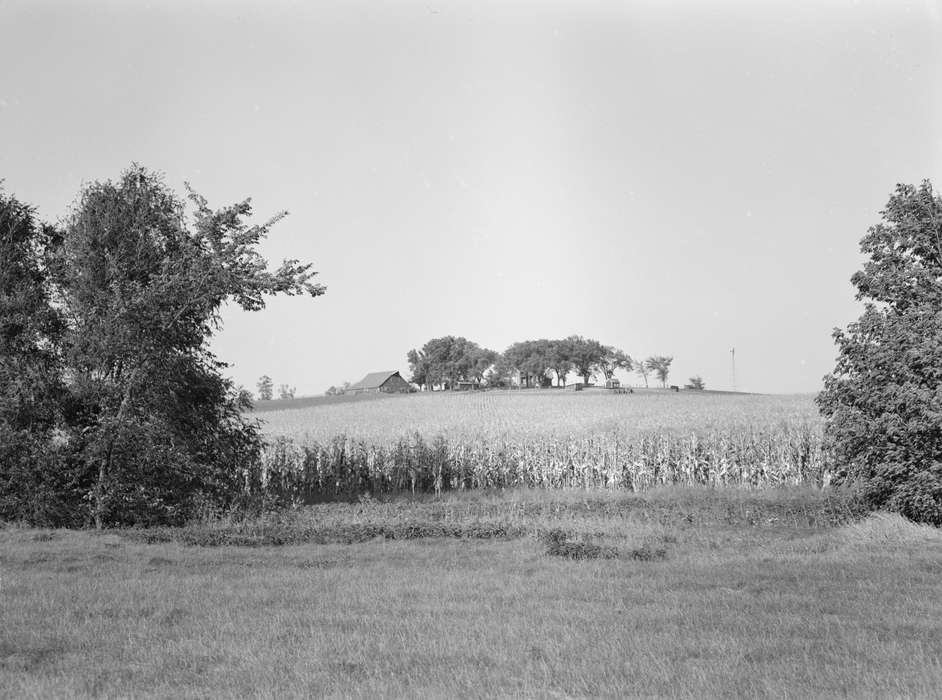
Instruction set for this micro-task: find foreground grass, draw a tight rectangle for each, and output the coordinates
[2,488,941,698]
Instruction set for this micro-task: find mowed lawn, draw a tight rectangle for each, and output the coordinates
[3,489,942,698]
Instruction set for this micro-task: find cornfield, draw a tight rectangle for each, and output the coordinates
[251,390,828,501]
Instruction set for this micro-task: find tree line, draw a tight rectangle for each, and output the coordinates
[0,165,323,527]
[407,335,679,390]
[4,167,939,527]
[254,375,295,401]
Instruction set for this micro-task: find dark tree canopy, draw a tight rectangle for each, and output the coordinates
[0,165,325,527]
[410,335,639,390]
[817,181,942,525]
[0,190,68,523]
[566,336,605,385]
[504,340,553,388]
[408,336,498,390]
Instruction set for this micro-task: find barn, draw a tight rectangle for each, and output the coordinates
[346,370,412,395]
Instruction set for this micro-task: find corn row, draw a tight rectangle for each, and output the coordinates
[246,423,828,501]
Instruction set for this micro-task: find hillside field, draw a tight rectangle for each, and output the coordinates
[251,390,828,500]
[257,389,819,443]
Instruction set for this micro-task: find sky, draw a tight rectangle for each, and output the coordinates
[2,0,940,394]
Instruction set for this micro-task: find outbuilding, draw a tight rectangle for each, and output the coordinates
[346,370,412,394]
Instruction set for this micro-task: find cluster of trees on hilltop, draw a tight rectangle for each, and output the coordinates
[407,338,499,390]
[407,335,676,390]
[0,166,324,527]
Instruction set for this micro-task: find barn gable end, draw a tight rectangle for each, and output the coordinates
[347,370,411,394]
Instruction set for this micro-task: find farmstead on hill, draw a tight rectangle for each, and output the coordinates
[346,370,412,394]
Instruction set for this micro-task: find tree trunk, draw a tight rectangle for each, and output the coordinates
[94,367,140,530]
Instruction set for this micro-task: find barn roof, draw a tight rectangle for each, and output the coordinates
[348,370,401,390]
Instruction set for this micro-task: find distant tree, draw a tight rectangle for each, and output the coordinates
[547,339,574,387]
[237,385,255,403]
[686,376,705,390]
[599,347,633,383]
[257,375,274,401]
[818,181,942,525]
[325,386,338,396]
[469,347,499,384]
[484,356,513,388]
[645,356,674,388]
[278,384,296,400]
[567,335,605,385]
[504,340,551,388]
[413,336,498,389]
[635,360,651,388]
[342,381,351,393]
[407,348,430,390]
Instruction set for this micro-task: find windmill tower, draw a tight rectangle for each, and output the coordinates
[730,347,737,393]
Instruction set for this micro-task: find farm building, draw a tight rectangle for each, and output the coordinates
[346,370,412,394]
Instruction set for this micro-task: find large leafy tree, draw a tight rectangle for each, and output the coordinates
[469,347,499,384]
[406,348,430,389]
[0,190,69,523]
[409,336,496,389]
[546,339,574,387]
[504,340,552,388]
[818,181,942,525]
[567,335,605,385]
[54,165,324,526]
[599,346,633,383]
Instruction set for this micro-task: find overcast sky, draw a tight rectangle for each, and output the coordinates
[2,0,940,394]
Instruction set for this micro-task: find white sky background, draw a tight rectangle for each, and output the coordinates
[2,0,940,394]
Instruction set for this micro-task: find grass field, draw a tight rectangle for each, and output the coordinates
[3,488,942,698]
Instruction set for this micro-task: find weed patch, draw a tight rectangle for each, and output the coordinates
[540,529,618,560]
[0,640,66,672]
[539,528,668,561]
[125,520,526,547]
[629,543,668,561]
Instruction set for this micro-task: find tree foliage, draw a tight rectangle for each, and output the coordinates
[567,336,606,385]
[818,181,942,525]
[644,356,674,388]
[0,165,324,526]
[257,375,274,401]
[599,347,633,381]
[504,340,553,388]
[635,360,651,388]
[408,337,498,389]
[410,335,640,390]
[0,190,70,523]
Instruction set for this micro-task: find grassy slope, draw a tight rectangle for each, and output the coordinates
[2,489,941,699]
